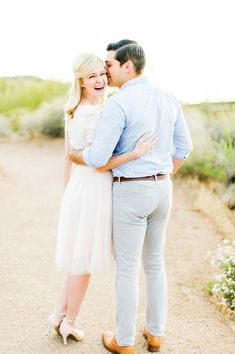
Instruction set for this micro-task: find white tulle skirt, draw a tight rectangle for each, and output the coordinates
[55,165,114,275]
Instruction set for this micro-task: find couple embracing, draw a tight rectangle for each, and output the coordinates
[48,39,193,353]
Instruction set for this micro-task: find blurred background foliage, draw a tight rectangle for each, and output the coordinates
[182,102,235,183]
[180,102,235,211]
[0,76,69,135]
[1,76,235,210]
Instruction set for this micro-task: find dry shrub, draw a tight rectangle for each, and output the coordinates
[184,178,235,239]
[20,97,65,138]
[223,184,235,210]
[0,114,11,137]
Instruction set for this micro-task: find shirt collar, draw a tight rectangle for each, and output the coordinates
[120,75,149,90]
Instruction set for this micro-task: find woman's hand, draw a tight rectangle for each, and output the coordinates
[134,135,157,157]
[96,134,157,172]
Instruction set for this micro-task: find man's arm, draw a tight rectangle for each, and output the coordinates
[69,98,125,168]
[171,157,184,176]
[172,105,193,175]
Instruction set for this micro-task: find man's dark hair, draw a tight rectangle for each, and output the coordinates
[115,43,145,74]
[106,39,137,51]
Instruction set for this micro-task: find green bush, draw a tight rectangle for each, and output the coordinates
[0,76,69,117]
[0,76,69,134]
[217,136,235,182]
[182,103,235,185]
[182,154,227,181]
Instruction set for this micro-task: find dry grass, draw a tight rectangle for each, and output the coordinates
[180,178,235,239]
[209,297,235,322]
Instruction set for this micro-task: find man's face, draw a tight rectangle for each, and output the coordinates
[105,50,124,88]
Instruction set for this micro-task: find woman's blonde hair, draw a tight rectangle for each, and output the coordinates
[65,53,103,119]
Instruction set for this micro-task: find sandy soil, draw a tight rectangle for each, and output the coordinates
[0,139,234,354]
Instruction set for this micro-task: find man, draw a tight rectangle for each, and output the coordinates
[69,40,193,354]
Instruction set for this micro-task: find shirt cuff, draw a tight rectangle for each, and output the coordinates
[82,147,92,167]
[173,149,191,160]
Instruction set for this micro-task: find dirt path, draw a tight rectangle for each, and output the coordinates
[0,140,234,354]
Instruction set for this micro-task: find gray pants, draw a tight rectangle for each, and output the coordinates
[112,179,173,346]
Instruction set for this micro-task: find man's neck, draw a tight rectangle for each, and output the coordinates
[119,73,142,88]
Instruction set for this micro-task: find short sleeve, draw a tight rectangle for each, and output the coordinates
[85,112,100,144]
[64,116,69,133]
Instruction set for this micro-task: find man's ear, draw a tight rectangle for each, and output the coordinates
[124,60,134,73]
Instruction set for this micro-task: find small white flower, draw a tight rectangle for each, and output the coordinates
[207,240,235,311]
[215,274,223,282]
[223,239,230,245]
[212,284,221,294]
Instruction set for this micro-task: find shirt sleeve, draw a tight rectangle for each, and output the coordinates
[172,105,193,160]
[82,97,125,167]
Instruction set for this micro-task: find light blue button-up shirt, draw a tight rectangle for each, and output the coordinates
[83,76,193,177]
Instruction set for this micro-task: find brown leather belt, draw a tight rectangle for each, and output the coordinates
[113,174,170,182]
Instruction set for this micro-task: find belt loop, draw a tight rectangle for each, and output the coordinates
[154,174,157,182]
[118,176,121,184]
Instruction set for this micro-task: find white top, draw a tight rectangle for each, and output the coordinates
[65,105,101,150]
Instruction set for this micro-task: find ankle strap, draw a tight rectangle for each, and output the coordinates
[65,317,76,324]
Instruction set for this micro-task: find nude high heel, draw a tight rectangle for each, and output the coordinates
[47,311,65,335]
[59,317,84,345]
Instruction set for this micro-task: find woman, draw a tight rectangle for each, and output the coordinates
[48,53,156,345]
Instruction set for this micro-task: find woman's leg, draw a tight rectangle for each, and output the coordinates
[65,273,91,319]
[56,274,70,314]
[58,274,90,344]
[56,273,91,319]
[52,273,90,343]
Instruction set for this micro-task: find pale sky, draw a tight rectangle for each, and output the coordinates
[1,0,235,103]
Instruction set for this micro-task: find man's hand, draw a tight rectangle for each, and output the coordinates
[69,147,86,165]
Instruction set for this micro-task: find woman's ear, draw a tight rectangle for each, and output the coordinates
[80,78,85,88]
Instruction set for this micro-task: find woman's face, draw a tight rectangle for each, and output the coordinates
[81,61,107,99]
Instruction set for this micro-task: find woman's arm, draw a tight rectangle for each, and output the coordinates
[64,131,73,188]
[96,135,157,172]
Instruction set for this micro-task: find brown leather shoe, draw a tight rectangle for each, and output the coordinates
[143,327,161,352]
[102,331,135,354]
